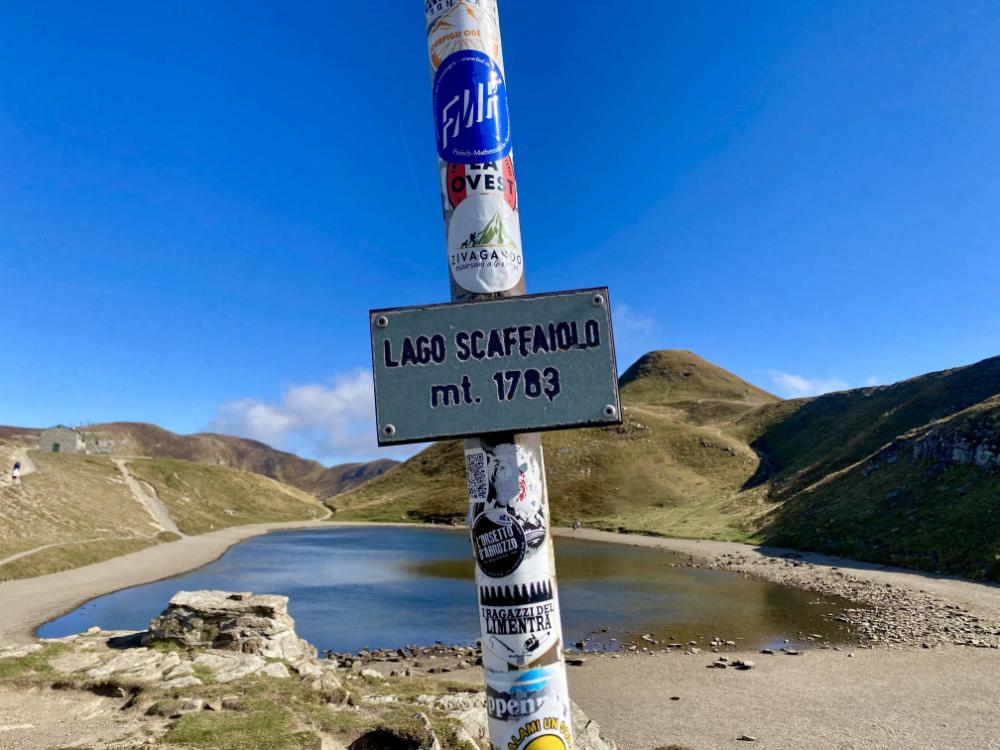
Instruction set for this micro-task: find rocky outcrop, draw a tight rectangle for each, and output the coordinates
[144,590,315,663]
[864,414,999,476]
[911,429,999,467]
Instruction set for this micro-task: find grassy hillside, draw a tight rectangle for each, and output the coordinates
[745,356,1000,494]
[126,458,325,535]
[619,350,778,405]
[335,351,779,539]
[335,350,1000,580]
[763,395,1000,578]
[0,445,161,580]
[4,350,997,581]
[0,442,327,580]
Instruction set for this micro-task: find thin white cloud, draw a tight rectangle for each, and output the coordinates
[767,370,850,398]
[613,303,655,334]
[864,375,880,387]
[612,303,658,370]
[212,370,416,464]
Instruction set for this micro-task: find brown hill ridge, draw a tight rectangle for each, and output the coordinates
[1,422,396,500]
[84,423,397,499]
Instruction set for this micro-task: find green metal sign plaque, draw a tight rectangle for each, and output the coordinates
[370,288,622,445]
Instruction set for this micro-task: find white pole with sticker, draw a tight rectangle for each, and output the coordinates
[423,2,575,749]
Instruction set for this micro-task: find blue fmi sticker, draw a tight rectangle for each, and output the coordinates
[433,50,512,164]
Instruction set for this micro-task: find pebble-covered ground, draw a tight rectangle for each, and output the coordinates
[694,551,1000,649]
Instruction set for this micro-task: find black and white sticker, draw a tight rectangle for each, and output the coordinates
[472,510,526,578]
[480,579,560,670]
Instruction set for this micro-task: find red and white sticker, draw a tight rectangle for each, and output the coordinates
[445,156,517,212]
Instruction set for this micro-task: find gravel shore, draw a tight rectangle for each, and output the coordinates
[556,528,1000,650]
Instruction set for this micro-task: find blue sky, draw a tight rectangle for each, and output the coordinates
[2,1,999,464]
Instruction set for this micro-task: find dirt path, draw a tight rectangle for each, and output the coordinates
[432,641,1000,750]
[0,512,348,644]
[13,448,36,477]
[0,537,134,569]
[0,447,36,488]
[0,453,179,569]
[0,685,161,750]
[111,458,182,536]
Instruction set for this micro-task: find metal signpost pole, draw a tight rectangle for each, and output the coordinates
[423,3,575,748]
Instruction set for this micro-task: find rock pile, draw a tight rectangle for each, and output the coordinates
[144,589,315,663]
[326,643,481,675]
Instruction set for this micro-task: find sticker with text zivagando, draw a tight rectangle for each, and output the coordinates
[433,49,512,164]
[480,578,562,671]
[447,193,522,294]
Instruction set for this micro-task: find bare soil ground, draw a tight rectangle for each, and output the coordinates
[568,646,1000,750]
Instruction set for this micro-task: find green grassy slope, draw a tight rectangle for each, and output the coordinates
[619,350,778,405]
[127,458,326,535]
[0,447,161,580]
[746,356,1000,494]
[763,396,1000,578]
[335,350,1000,579]
[0,444,327,580]
[334,350,778,540]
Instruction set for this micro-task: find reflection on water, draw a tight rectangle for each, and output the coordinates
[39,527,858,653]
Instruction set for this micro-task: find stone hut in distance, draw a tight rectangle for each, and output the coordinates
[38,425,86,454]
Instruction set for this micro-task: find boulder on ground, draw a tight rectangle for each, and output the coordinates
[143,590,315,663]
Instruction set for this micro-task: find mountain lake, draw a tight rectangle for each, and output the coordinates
[39,527,861,652]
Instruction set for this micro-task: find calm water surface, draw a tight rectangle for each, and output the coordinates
[39,527,858,651]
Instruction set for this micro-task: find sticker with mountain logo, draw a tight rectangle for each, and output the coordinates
[447,194,523,293]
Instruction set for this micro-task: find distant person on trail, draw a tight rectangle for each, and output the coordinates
[11,461,20,484]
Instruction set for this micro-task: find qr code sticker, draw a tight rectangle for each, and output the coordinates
[465,449,488,501]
